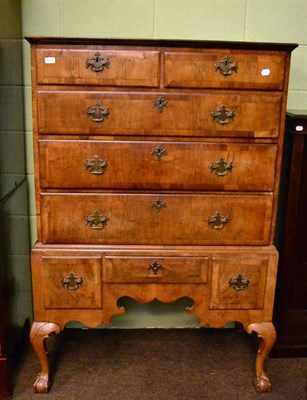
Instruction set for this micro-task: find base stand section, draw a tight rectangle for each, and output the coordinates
[246,322,276,393]
[30,321,61,393]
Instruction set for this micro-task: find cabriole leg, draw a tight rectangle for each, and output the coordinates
[246,322,276,393]
[30,321,61,393]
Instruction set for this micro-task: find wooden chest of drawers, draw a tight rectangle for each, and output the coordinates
[26,37,297,394]
[273,111,307,356]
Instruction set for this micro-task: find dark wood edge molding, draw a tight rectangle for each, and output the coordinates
[25,36,298,51]
[286,110,307,119]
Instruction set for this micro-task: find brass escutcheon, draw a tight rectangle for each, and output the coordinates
[211,105,236,125]
[147,260,164,275]
[61,272,83,290]
[85,155,108,175]
[208,211,229,229]
[85,52,110,72]
[214,55,238,76]
[151,144,167,161]
[151,199,167,213]
[85,211,109,230]
[229,273,250,291]
[153,96,168,112]
[86,103,110,122]
[210,157,233,176]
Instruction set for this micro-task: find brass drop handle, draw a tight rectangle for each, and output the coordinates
[229,273,250,291]
[153,96,168,112]
[208,211,229,229]
[210,157,233,176]
[211,105,236,125]
[61,273,83,290]
[85,155,108,175]
[85,211,109,230]
[85,52,110,72]
[214,55,238,76]
[86,103,110,122]
[147,260,164,275]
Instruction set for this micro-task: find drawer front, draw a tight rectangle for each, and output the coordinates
[37,91,281,138]
[41,255,102,309]
[164,51,286,90]
[39,140,277,192]
[104,256,209,283]
[209,255,269,310]
[40,193,273,245]
[36,48,160,87]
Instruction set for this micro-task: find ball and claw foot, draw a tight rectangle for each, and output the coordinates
[30,321,61,394]
[33,373,50,394]
[246,322,276,393]
[254,375,272,393]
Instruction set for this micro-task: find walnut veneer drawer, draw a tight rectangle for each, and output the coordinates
[164,51,286,90]
[210,254,270,310]
[36,48,160,87]
[39,139,278,192]
[37,90,281,138]
[40,255,102,309]
[104,256,209,283]
[40,193,273,246]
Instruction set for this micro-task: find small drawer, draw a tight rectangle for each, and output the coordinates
[209,254,270,310]
[164,51,286,90]
[40,193,273,246]
[37,90,281,138]
[41,255,102,309]
[36,48,160,87]
[39,139,278,192]
[104,256,209,284]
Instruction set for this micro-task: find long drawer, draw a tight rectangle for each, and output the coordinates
[40,193,273,245]
[39,140,277,191]
[37,91,281,138]
[36,48,160,87]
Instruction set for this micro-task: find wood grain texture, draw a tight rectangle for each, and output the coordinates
[30,245,278,329]
[27,38,295,393]
[247,322,277,392]
[40,192,273,245]
[164,52,286,90]
[37,90,282,138]
[39,140,277,191]
[30,322,61,393]
[42,256,102,309]
[36,49,160,87]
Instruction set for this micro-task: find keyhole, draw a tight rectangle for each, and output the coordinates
[153,96,168,112]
